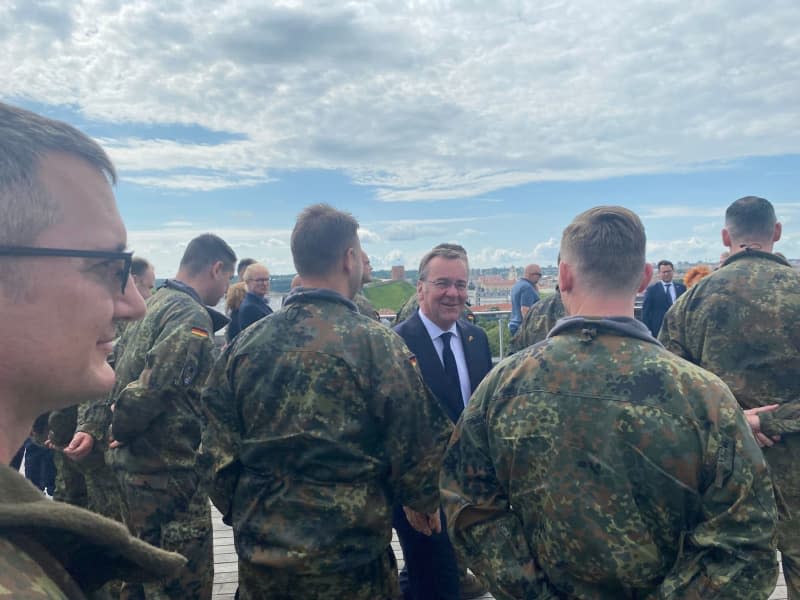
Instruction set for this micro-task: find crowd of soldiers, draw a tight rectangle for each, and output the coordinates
[1,100,799,600]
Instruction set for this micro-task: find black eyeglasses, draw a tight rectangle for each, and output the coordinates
[0,246,133,294]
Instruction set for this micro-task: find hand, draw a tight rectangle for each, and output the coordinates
[744,405,781,447]
[403,506,442,536]
[63,432,95,461]
[754,432,779,447]
[107,421,124,449]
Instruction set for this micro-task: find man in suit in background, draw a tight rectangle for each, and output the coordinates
[394,245,493,600]
[641,259,685,336]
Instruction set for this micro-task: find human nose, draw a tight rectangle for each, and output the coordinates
[115,274,146,321]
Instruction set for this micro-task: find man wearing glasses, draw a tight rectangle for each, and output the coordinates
[393,245,492,600]
[0,102,185,595]
[508,263,542,337]
[641,259,685,336]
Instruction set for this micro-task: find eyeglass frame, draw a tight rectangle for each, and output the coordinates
[0,245,133,294]
[422,278,469,292]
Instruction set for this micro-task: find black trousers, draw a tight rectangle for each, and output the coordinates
[392,504,461,600]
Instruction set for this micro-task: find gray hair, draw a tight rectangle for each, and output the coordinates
[0,102,116,246]
[418,243,468,281]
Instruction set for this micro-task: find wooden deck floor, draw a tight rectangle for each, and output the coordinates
[211,506,788,599]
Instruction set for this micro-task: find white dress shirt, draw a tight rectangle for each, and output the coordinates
[418,310,472,406]
[662,282,676,303]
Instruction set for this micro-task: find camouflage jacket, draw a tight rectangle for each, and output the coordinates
[353,291,380,321]
[441,317,778,600]
[201,288,452,574]
[508,288,565,354]
[0,464,185,598]
[104,280,226,474]
[659,250,800,437]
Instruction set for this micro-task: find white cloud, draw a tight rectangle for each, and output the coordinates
[457,228,481,237]
[532,238,560,263]
[4,1,799,199]
[472,246,527,268]
[378,249,408,269]
[128,225,294,275]
[384,223,447,241]
[358,228,381,244]
[640,206,726,220]
[646,236,725,263]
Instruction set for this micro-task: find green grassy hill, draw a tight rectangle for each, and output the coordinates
[363,280,416,312]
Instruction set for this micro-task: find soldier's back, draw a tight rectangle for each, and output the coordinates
[203,288,451,584]
[463,319,777,597]
[659,251,800,409]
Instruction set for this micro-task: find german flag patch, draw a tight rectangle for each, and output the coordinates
[191,327,209,338]
[409,355,418,368]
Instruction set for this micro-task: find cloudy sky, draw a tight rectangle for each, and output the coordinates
[3,1,800,275]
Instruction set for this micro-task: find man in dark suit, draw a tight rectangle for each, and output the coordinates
[641,259,686,336]
[394,244,493,600]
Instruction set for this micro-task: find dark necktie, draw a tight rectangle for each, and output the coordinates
[440,332,464,406]
[665,283,673,306]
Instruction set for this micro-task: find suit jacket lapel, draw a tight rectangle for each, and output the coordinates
[405,314,462,422]
[458,321,481,395]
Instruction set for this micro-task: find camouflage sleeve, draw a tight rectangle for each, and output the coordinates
[200,344,240,523]
[440,386,560,600]
[757,401,800,436]
[76,397,111,441]
[658,299,695,362]
[111,320,213,444]
[657,391,778,599]
[75,398,111,440]
[381,340,453,514]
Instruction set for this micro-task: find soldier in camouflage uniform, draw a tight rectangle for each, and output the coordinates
[202,204,452,600]
[47,406,89,507]
[354,250,381,321]
[507,286,565,354]
[660,195,800,598]
[441,206,779,599]
[103,233,236,600]
[0,101,186,597]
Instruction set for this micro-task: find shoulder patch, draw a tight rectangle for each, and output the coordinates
[191,327,209,338]
[409,355,418,368]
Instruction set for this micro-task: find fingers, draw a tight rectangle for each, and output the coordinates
[745,404,780,415]
[403,506,433,536]
[755,432,776,447]
[63,432,94,460]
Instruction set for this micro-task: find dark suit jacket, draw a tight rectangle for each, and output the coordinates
[641,281,686,336]
[394,311,492,423]
[238,292,273,333]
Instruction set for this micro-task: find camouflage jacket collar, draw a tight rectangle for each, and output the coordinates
[284,287,358,312]
[159,279,230,332]
[722,247,791,268]
[548,316,662,346]
[0,464,187,582]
